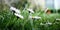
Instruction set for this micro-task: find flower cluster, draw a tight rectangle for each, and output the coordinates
[10,6,24,19]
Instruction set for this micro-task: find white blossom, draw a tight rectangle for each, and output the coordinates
[29,15,41,19]
[27,8,34,13]
[46,22,52,25]
[56,18,60,20]
[14,13,24,19]
[10,7,21,14]
[33,16,41,19]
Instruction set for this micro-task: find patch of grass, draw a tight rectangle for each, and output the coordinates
[0,4,60,30]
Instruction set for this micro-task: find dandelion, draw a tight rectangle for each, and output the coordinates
[14,13,24,19]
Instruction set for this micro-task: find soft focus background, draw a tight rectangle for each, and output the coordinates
[0,0,60,30]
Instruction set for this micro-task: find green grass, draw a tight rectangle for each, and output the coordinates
[0,4,60,30]
[0,9,60,30]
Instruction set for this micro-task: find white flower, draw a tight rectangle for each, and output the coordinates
[27,8,34,13]
[29,15,41,19]
[46,22,52,25]
[10,7,21,14]
[14,13,24,19]
[56,19,60,21]
[33,16,41,19]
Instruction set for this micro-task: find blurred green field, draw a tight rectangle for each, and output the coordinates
[0,3,60,30]
[0,8,60,30]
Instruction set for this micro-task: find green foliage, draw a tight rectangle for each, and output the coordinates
[0,3,60,30]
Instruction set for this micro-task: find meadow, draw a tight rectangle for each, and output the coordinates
[0,3,60,30]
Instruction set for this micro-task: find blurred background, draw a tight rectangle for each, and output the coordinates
[0,0,60,30]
